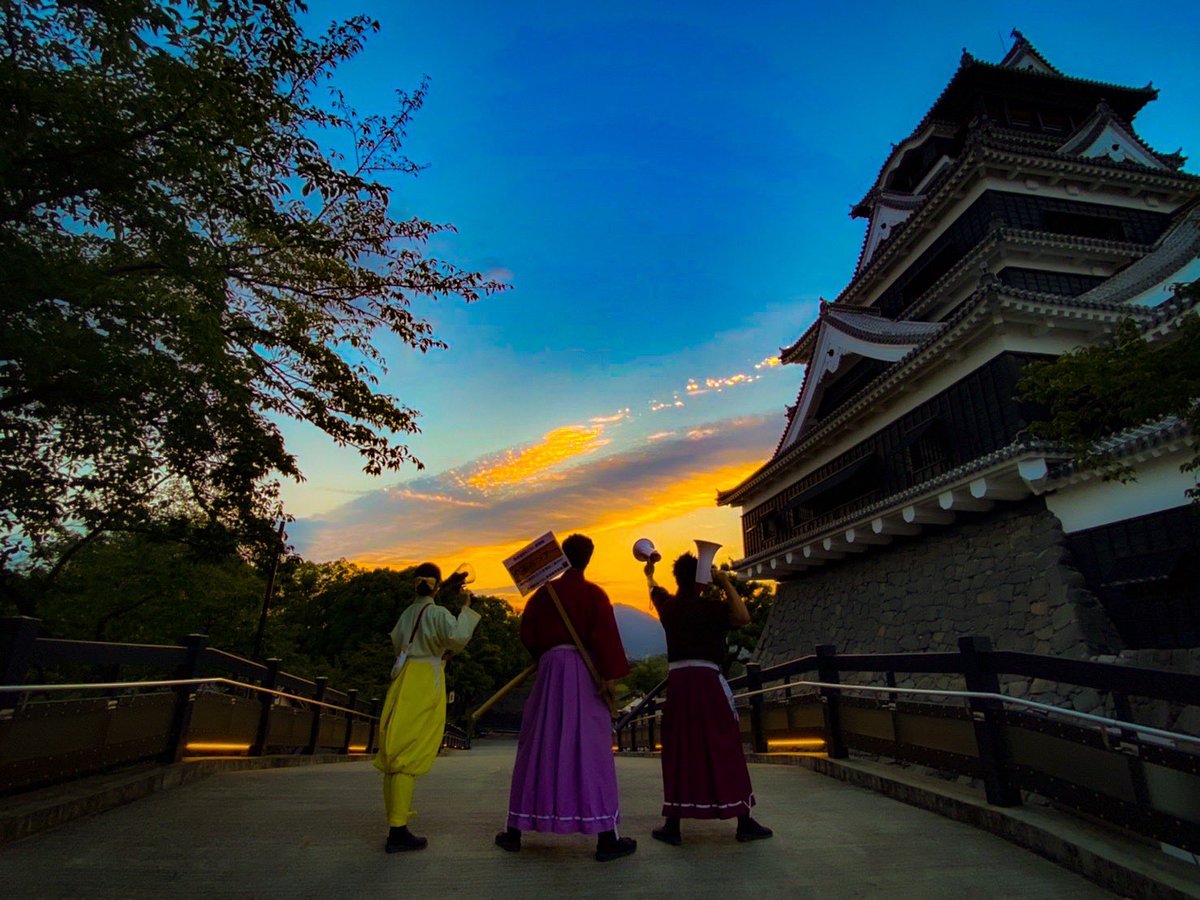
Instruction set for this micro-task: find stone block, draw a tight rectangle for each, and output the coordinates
[1170,706,1200,737]
[1070,688,1102,715]
[1051,603,1076,631]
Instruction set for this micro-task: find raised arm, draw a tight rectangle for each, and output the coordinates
[432,596,481,655]
[644,560,661,593]
[714,568,751,627]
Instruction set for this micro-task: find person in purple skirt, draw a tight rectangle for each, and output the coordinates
[645,553,773,845]
[495,533,637,862]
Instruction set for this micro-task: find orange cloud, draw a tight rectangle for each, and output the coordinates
[650,397,686,412]
[590,409,631,424]
[465,425,607,492]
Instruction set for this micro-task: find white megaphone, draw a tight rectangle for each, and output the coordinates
[632,538,661,563]
[695,540,722,583]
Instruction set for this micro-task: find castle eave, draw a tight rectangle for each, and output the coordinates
[732,439,1068,580]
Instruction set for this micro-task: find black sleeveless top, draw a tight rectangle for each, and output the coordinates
[650,586,730,665]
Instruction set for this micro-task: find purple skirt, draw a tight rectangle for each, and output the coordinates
[506,646,620,834]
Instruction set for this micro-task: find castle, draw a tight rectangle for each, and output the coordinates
[719,32,1199,713]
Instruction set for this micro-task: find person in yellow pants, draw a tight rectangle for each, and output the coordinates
[375,562,481,853]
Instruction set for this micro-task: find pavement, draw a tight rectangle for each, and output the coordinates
[0,739,1117,899]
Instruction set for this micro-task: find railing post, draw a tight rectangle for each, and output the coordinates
[340,689,358,755]
[816,645,848,759]
[250,658,280,757]
[958,635,1020,807]
[745,661,768,754]
[305,676,328,755]
[0,617,41,713]
[161,634,208,763]
[1110,692,1152,809]
[647,705,657,752]
[365,698,382,754]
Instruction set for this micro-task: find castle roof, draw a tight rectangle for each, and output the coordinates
[851,30,1158,217]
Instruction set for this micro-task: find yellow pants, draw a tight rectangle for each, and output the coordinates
[383,773,416,827]
[374,658,446,826]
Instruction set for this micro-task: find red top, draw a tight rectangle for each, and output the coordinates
[520,568,631,681]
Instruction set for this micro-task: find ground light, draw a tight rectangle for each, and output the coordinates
[184,742,252,753]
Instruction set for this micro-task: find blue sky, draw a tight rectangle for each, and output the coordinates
[283,1,1200,602]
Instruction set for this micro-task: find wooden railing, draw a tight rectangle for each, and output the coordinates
[0,616,469,794]
[615,636,1200,853]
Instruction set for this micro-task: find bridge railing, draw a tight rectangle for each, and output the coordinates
[0,616,465,794]
[615,636,1200,854]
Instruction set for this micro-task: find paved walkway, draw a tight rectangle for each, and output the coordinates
[0,740,1110,899]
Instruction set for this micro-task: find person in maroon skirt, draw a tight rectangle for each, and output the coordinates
[645,553,773,845]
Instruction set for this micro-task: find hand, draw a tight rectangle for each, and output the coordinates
[713,567,732,586]
[461,590,472,609]
[643,560,655,577]
[445,571,469,591]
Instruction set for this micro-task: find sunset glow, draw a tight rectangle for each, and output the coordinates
[345,457,764,611]
[465,425,608,492]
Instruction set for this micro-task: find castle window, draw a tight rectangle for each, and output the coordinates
[1041,210,1127,241]
[1038,109,1069,132]
[1006,102,1035,128]
[896,418,948,484]
[998,268,1106,296]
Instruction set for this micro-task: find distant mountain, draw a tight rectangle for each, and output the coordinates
[613,603,666,660]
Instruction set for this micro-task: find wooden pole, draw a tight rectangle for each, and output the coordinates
[471,663,537,721]
[545,582,614,715]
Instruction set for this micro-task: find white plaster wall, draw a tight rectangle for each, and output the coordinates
[1045,449,1197,533]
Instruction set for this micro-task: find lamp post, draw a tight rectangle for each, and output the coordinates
[253,520,287,660]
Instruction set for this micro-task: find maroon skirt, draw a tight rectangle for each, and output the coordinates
[660,664,755,819]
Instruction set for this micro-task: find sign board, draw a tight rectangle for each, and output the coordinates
[503,532,570,596]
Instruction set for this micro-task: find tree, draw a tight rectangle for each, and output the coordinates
[0,1,503,585]
[1019,282,1200,499]
[723,572,775,677]
[266,560,527,706]
[437,593,528,722]
[18,531,265,647]
[620,655,667,697]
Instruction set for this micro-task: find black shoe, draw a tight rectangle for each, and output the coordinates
[385,826,428,853]
[494,830,521,853]
[651,827,682,846]
[735,818,773,842]
[595,836,637,862]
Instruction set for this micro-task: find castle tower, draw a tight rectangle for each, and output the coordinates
[719,31,1199,677]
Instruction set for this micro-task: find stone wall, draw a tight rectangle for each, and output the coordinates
[758,498,1120,665]
[755,498,1133,717]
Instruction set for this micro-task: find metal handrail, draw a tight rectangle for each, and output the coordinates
[0,677,377,720]
[624,679,1200,750]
